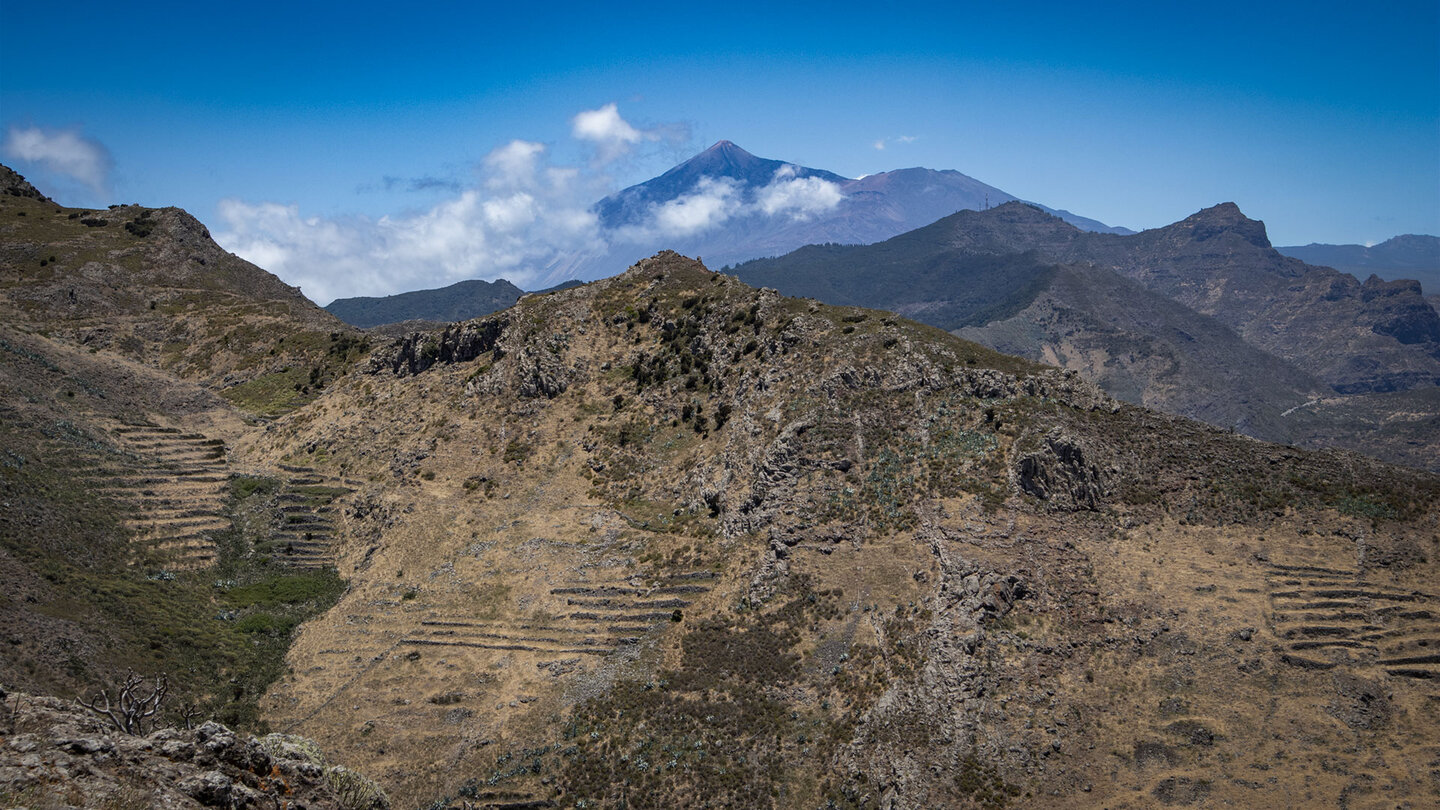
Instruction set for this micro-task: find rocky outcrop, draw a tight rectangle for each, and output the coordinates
[0,164,52,203]
[368,316,507,376]
[0,690,387,809]
[1361,275,1440,347]
[1013,427,1110,510]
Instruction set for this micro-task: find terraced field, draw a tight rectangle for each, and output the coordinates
[402,571,715,661]
[44,418,233,568]
[1267,561,1439,681]
[38,415,358,574]
[262,463,354,570]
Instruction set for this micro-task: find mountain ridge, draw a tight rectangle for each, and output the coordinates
[732,200,1440,470]
[1277,234,1440,295]
[325,277,526,328]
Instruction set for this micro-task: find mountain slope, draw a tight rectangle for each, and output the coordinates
[231,252,1440,809]
[0,167,365,732]
[0,165,369,416]
[1278,234,1440,295]
[953,263,1330,437]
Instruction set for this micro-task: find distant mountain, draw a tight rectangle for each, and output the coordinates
[732,202,1440,470]
[546,141,1129,282]
[326,278,526,328]
[1277,235,1440,295]
[595,140,849,230]
[885,202,1440,395]
[324,278,585,329]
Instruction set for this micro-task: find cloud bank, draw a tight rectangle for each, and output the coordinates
[215,105,845,304]
[615,166,844,242]
[217,138,602,306]
[2,125,113,195]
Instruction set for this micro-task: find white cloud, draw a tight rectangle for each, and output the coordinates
[570,102,684,164]
[2,125,113,194]
[483,140,546,190]
[874,135,918,151]
[215,140,601,305]
[573,103,644,146]
[756,171,843,220]
[649,177,742,236]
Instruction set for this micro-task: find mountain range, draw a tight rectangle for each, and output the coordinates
[1277,234,1440,296]
[733,201,1440,471]
[2,165,1439,809]
[547,140,1130,283]
[326,141,1132,326]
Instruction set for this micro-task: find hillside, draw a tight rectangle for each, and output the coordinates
[0,166,369,736]
[234,252,1438,809]
[3,163,1439,809]
[0,164,369,417]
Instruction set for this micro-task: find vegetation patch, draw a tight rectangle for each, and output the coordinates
[0,427,345,732]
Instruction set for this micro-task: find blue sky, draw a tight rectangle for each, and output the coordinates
[2,0,1437,303]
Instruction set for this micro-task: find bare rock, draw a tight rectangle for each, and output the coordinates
[1013,427,1109,510]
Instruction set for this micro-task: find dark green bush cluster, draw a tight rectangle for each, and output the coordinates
[726,302,763,334]
[124,210,155,237]
[630,350,671,391]
[328,332,371,358]
[502,439,532,464]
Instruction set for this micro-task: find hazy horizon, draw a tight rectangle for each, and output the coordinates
[2,0,1436,303]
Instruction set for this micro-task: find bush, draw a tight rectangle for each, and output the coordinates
[327,766,391,809]
[236,613,282,634]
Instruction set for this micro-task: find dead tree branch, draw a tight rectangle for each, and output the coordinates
[76,670,168,735]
